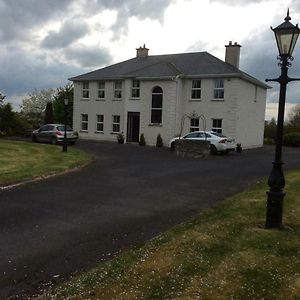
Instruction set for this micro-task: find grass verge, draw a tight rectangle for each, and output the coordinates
[39,169,300,300]
[0,139,90,186]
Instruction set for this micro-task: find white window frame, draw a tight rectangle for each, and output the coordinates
[213,79,224,100]
[212,119,222,134]
[112,115,121,133]
[191,80,201,100]
[82,82,89,99]
[81,114,88,131]
[96,114,104,132]
[131,80,140,98]
[114,81,122,99]
[190,118,200,132]
[98,81,105,99]
[151,86,163,124]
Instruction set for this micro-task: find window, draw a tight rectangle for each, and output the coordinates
[191,80,201,99]
[82,82,89,99]
[151,86,163,124]
[81,114,88,131]
[98,81,105,99]
[114,81,122,99]
[212,119,222,134]
[112,115,120,133]
[213,79,224,99]
[190,118,200,132]
[96,114,104,132]
[131,80,140,98]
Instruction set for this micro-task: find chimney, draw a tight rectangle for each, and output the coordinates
[225,41,241,68]
[136,44,149,58]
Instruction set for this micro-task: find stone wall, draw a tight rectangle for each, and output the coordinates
[175,140,210,158]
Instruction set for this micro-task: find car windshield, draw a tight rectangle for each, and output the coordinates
[211,132,226,138]
[57,125,73,131]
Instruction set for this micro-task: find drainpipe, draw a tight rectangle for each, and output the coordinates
[173,75,181,136]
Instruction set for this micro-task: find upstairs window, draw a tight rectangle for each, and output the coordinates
[151,86,163,124]
[131,80,140,98]
[212,119,222,134]
[82,82,89,99]
[213,79,224,99]
[114,81,122,99]
[98,81,105,99]
[190,118,200,132]
[191,80,201,99]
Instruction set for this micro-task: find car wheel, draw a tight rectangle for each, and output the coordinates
[32,134,38,143]
[51,137,57,145]
[210,144,217,155]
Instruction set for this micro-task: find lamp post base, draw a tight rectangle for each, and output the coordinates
[265,191,285,228]
[62,143,67,152]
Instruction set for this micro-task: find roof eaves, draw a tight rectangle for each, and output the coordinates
[240,73,271,89]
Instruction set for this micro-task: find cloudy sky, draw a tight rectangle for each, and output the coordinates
[0,0,300,119]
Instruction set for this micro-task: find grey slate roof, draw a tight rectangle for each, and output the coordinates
[69,51,269,89]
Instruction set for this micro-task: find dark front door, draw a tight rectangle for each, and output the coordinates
[127,112,140,142]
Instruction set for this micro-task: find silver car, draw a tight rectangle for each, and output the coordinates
[32,124,79,145]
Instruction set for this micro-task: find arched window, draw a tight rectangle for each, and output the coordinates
[151,86,163,124]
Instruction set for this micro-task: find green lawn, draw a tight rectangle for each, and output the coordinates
[0,139,90,186]
[39,169,300,300]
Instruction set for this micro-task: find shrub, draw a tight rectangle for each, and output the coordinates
[283,132,300,147]
[264,138,275,145]
[236,143,242,153]
[156,134,163,147]
[139,133,146,146]
[117,132,125,144]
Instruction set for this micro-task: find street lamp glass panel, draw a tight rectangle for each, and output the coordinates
[275,28,300,56]
[64,99,68,105]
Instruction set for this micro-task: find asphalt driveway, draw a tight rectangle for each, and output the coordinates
[1,140,300,299]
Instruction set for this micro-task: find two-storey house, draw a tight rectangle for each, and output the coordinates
[70,42,269,148]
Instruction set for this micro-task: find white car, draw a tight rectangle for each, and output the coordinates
[169,131,236,154]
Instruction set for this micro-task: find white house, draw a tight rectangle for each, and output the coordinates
[69,42,269,148]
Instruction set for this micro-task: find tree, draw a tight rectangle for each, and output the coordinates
[53,83,74,126]
[0,103,16,135]
[285,104,300,134]
[20,88,55,127]
[0,92,6,105]
[44,101,54,124]
[0,103,30,136]
[264,118,277,140]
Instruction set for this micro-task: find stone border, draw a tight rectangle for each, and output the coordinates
[175,140,210,158]
[0,160,92,191]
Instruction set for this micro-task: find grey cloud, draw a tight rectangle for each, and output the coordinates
[0,47,85,102]
[209,0,271,5]
[82,0,174,37]
[240,27,300,104]
[65,46,112,68]
[0,0,71,42]
[186,41,217,53]
[41,19,90,49]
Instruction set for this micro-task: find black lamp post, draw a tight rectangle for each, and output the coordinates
[265,9,300,228]
[62,98,68,152]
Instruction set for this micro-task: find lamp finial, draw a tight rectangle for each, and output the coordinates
[285,8,291,22]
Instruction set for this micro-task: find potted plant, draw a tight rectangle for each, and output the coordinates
[156,134,163,147]
[117,132,125,144]
[139,133,146,146]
